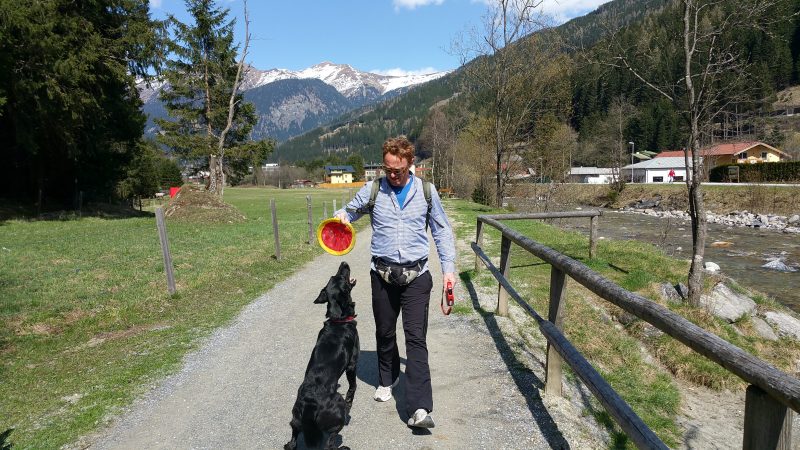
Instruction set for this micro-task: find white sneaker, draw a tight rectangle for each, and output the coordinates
[373,378,398,402]
[407,408,435,428]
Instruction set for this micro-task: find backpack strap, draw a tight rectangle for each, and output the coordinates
[346,177,382,215]
[422,178,432,232]
[368,176,382,213]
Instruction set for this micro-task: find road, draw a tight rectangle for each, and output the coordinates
[84,228,589,450]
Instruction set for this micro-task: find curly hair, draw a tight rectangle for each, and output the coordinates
[382,135,415,165]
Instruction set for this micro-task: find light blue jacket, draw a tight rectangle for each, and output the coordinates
[337,175,456,274]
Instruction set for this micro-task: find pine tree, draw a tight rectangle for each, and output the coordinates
[156,0,268,195]
[0,0,165,206]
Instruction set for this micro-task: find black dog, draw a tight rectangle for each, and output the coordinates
[285,261,360,450]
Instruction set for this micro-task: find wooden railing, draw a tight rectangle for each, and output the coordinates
[473,212,798,449]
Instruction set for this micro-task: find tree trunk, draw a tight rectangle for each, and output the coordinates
[687,178,706,305]
[208,154,224,195]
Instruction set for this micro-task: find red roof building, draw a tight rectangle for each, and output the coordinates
[655,141,789,164]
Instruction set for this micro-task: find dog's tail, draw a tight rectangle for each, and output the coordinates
[300,403,324,448]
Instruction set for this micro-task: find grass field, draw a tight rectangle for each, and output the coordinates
[0,187,358,449]
[1,187,797,449]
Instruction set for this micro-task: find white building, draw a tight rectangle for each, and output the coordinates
[622,157,696,183]
[567,167,618,184]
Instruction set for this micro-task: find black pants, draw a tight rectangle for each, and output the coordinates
[371,270,433,416]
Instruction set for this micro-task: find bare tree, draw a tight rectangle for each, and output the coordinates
[419,101,466,190]
[210,0,251,196]
[598,0,787,305]
[584,97,637,191]
[454,0,569,206]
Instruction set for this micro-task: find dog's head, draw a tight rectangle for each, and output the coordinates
[314,261,357,320]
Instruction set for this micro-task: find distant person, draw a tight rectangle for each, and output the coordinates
[668,169,676,183]
[334,135,456,429]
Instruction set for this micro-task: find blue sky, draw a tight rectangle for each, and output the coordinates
[150,0,611,75]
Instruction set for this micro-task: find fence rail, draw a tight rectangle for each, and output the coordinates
[473,212,798,449]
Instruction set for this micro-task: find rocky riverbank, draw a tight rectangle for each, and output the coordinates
[624,197,800,234]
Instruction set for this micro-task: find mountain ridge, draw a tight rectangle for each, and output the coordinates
[138,61,449,142]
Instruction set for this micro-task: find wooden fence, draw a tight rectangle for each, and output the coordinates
[473,212,798,449]
[156,192,355,293]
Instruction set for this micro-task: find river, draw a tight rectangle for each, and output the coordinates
[537,208,800,312]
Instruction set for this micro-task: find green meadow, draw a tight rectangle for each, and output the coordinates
[0,187,355,449]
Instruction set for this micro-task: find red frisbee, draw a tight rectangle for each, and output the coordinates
[317,218,356,255]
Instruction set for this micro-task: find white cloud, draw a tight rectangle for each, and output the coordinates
[393,0,445,10]
[150,0,162,8]
[370,67,442,76]
[541,0,611,23]
[470,0,611,24]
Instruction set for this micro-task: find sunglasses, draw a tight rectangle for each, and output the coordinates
[382,165,408,176]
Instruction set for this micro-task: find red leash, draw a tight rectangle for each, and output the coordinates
[440,281,454,315]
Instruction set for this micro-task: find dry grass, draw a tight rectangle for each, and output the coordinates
[163,184,247,223]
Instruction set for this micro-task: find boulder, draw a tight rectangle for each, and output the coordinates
[710,241,734,248]
[764,311,800,340]
[675,283,689,300]
[751,316,778,341]
[699,283,756,323]
[789,214,800,225]
[704,261,721,273]
[762,259,798,273]
[659,282,683,303]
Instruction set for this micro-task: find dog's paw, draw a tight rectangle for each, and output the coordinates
[283,442,296,450]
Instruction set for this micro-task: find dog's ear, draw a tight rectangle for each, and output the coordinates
[314,288,328,304]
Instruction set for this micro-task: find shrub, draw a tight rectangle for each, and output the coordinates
[709,161,800,182]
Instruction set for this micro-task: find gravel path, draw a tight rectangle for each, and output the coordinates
[84,228,589,450]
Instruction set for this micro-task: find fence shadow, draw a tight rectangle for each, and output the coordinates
[460,270,570,449]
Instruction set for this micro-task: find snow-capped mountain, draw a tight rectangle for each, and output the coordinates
[240,61,448,105]
[139,61,449,142]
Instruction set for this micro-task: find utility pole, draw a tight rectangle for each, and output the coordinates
[628,141,635,183]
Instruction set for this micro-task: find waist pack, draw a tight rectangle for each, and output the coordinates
[373,257,426,286]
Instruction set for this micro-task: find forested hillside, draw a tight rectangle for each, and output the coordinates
[275,0,800,169]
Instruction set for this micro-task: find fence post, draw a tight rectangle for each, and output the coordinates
[271,199,281,260]
[333,199,337,212]
[155,207,176,295]
[497,235,511,316]
[545,266,568,397]
[307,195,313,244]
[589,215,598,259]
[742,385,793,450]
[474,220,484,273]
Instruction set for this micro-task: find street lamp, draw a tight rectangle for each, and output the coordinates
[628,141,635,182]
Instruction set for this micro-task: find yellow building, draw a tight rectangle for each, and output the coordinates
[324,165,355,184]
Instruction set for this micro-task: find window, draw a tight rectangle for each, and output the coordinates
[653,176,664,182]
[674,176,684,181]
[761,151,768,159]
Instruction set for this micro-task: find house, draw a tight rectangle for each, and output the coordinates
[364,163,383,181]
[622,157,694,183]
[290,179,315,188]
[262,163,279,172]
[567,167,618,184]
[324,165,356,184]
[656,141,790,168]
